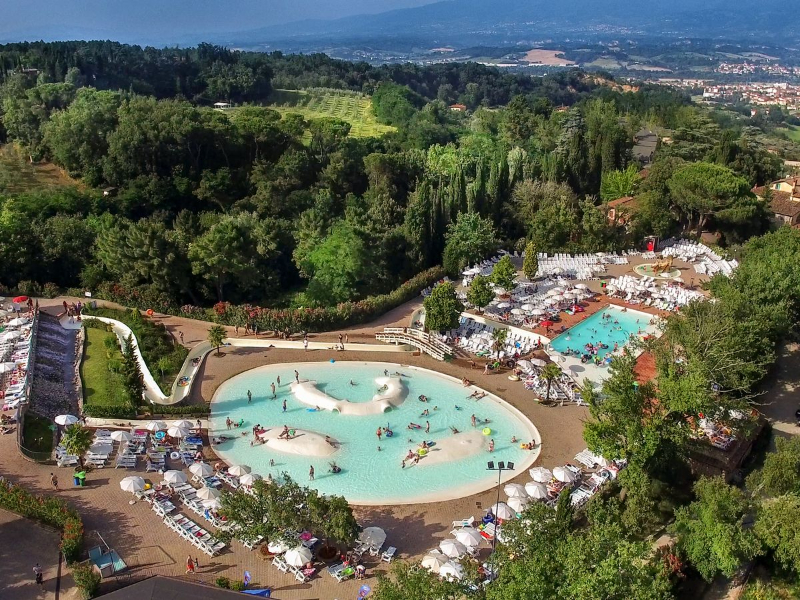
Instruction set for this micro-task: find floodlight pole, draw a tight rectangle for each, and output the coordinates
[486,460,514,575]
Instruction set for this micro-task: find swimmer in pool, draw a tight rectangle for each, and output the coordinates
[350,379,356,386]
[450,426,460,434]
[454,405,462,410]
[421,409,430,417]
[433,406,439,411]
[419,394,428,402]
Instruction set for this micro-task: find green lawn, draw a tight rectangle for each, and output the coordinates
[226,89,396,142]
[0,143,80,194]
[80,327,127,408]
[783,125,800,143]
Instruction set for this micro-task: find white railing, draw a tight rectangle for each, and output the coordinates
[375,328,451,361]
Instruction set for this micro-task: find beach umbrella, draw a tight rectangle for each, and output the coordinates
[110,430,133,442]
[89,442,112,455]
[6,318,27,327]
[166,426,188,438]
[574,283,588,290]
[202,498,222,510]
[508,497,531,513]
[54,414,79,426]
[239,473,262,486]
[605,285,617,294]
[490,502,516,520]
[171,420,194,429]
[360,526,387,548]
[189,462,213,478]
[530,308,546,316]
[494,287,507,296]
[546,288,562,296]
[284,546,313,567]
[496,302,511,309]
[525,481,549,499]
[145,421,167,432]
[543,297,558,306]
[0,331,21,341]
[421,551,448,573]
[504,483,529,499]
[119,476,145,493]
[539,320,554,328]
[553,466,578,483]
[529,358,547,367]
[529,467,552,482]
[439,539,467,559]
[439,561,465,581]
[562,291,578,299]
[267,539,290,554]
[196,486,220,501]
[549,295,564,303]
[227,464,252,477]
[520,303,535,311]
[12,296,28,304]
[164,470,188,484]
[510,308,524,315]
[454,528,483,548]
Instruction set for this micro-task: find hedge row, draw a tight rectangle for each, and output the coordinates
[68,266,446,335]
[0,479,83,562]
[83,403,210,419]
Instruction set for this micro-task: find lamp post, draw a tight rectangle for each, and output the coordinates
[486,460,514,578]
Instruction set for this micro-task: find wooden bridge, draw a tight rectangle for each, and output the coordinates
[375,327,452,361]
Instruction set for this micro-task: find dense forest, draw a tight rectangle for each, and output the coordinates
[0,41,784,311]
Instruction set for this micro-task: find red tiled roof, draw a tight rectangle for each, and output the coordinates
[607,196,637,208]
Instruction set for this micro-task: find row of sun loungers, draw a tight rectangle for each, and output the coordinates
[164,513,226,556]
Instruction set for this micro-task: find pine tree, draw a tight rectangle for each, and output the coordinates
[121,334,145,405]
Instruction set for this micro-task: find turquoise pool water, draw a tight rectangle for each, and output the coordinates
[210,362,539,504]
[550,306,652,360]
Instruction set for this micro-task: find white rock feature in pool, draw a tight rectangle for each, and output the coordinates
[290,376,407,415]
[257,427,338,457]
[413,431,487,467]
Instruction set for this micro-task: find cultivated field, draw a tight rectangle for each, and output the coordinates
[263,89,396,139]
[0,144,78,194]
[521,49,576,66]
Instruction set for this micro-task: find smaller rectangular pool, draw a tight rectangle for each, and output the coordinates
[550,305,653,360]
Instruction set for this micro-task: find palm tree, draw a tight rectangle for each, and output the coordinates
[61,425,93,466]
[491,328,508,361]
[208,325,226,356]
[541,363,563,404]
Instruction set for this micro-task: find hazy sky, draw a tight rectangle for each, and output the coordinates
[0,0,437,43]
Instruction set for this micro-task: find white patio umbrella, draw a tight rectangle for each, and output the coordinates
[110,430,133,442]
[54,414,79,426]
[510,308,524,316]
[574,283,589,290]
[439,561,465,581]
[562,291,578,299]
[454,528,483,548]
[89,442,112,455]
[546,288,562,296]
[520,303,535,311]
[439,539,467,559]
[228,464,252,477]
[490,502,517,520]
[267,539,290,554]
[0,331,21,341]
[504,483,529,499]
[421,551,448,573]
[166,426,189,438]
[529,467,552,482]
[516,360,533,371]
[508,497,531,513]
[494,287,507,296]
[529,358,547,367]
[359,526,387,548]
[164,470,188,484]
[595,456,611,468]
[549,294,565,303]
[284,546,313,567]
[239,473,262,486]
[530,308,546,316]
[202,498,222,510]
[196,486,221,501]
[145,421,167,432]
[189,462,214,478]
[119,476,145,492]
[171,420,194,429]
[605,285,617,294]
[553,466,578,483]
[7,318,27,327]
[525,481,550,499]
[543,297,558,306]
[496,302,511,309]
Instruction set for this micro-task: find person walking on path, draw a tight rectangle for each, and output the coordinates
[309,465,315,481]
[50,473,58,490]
[179,331,184,345]
[247,390,252,404]
[186,556,195,574]
[303,338,308,352]
[33,564,43,587]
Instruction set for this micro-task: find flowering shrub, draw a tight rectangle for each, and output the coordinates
[0,479,84,563]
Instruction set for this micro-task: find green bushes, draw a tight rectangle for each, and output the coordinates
[81,404,136,419]
[145,404,210,417]
[215,577,231,589]
[72,563,101,599]
[0,479,84,563]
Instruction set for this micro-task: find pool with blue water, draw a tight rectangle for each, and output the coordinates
[210,362,539,505]
[550,305,654,360]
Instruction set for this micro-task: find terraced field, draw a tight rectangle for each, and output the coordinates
[263,89,396,139]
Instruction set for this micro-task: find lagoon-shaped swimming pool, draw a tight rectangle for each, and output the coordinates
[550,305,656,360]
[210,362,540,505]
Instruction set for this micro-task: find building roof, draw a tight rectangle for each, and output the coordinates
[607,196,637,209]
[771,195,800,218]
[449,103,467,110]
[99,577,252,600]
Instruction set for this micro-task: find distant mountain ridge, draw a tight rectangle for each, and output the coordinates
[216,0,793,49]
